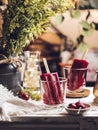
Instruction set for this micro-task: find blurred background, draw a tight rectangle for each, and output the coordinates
[0,0,98,85]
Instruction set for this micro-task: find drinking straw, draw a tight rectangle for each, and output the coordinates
[43,58,50,73]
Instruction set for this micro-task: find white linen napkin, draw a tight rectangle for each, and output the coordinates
[0,84,42,121]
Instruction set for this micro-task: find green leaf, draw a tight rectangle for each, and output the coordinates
[78,42,90,52]
[80,21,91,30]
[70,10,81,19]
[81,21,95,36]
[55,14,64,25]
[82,29,94,36]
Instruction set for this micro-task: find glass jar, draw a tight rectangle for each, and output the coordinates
[40,76,67,108]
[23,51,41,89]
[64,66,87,93]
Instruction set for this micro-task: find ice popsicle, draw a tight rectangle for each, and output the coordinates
[67,59,89,91]
[71,59,88,69]
[40,72,64,105]
[53,73,64,102]
[40,73,55,105]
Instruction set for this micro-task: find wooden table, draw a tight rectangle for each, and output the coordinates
[0,87,98,130]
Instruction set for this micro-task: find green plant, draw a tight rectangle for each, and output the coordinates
[69,9,95,36]
[69,9,95,52]
[0,0,73,58]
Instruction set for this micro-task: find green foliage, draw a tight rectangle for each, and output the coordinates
[54,14,65,25]
[80,20,95,36]
[0,0,73,57]
[77,41,90,52]
[70,10,81,19]
[69,9,95,47]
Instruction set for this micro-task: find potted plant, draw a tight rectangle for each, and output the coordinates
[0,0,74,94]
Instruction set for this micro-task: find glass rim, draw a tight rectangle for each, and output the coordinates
[64,66,88,71]
[40,77,67,83]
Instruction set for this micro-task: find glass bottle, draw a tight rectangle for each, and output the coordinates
[24,51,41,90]
[93,71,98,97]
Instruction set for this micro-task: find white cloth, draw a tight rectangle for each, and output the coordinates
[1,85,98,122]
[0,84,42,121]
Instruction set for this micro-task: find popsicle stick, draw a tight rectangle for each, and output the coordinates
[82,48,88,60]
[77,107,81,115]
[43,58,50,73]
